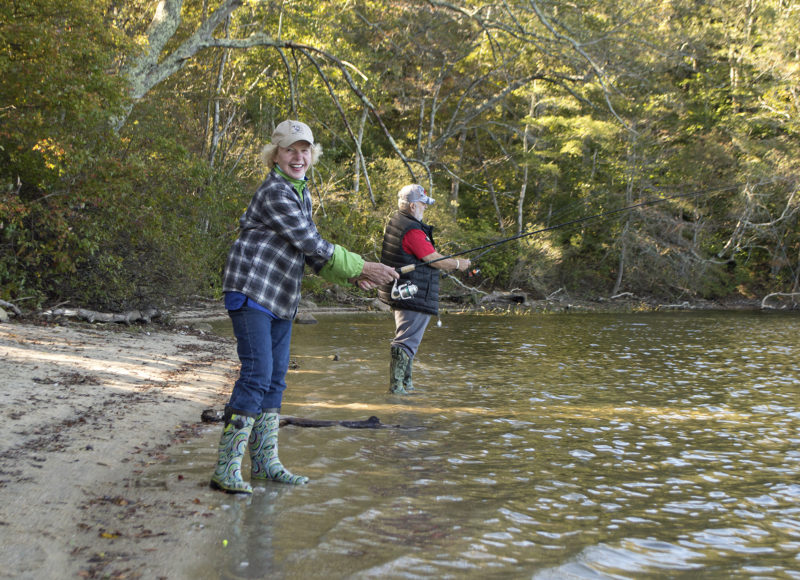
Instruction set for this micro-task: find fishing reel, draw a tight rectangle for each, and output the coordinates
[391,279,418,300]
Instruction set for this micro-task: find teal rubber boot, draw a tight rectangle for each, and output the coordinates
[389,346,410,394]
[210,409,255,494]
[250,412,309,485]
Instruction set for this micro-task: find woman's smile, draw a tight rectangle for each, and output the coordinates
[276,142,312,179]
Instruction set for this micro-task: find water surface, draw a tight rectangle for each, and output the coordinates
[167,311,800,578]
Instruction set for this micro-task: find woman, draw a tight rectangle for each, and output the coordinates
[210,120,398,494]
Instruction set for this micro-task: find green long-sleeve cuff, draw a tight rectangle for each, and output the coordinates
[319,244,365,286]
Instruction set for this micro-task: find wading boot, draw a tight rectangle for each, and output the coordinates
[210,408,255,494]
[250,412,309,485]
[403,356,415,392]
[389,346,411,395]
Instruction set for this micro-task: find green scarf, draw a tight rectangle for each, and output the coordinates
[274,166,307,201]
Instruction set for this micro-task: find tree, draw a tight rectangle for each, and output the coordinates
[0,0,129,302]
[4,0,800,309]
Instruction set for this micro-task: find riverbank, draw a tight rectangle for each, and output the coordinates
[0,315,240,579]
[0,293,773,579]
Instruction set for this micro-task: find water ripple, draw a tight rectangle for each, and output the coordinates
[197,312,800,579]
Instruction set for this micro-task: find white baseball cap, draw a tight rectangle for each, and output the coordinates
[398,184,435,205]
[272,120,314,147]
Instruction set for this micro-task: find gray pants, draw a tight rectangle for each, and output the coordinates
[392,309,431,358]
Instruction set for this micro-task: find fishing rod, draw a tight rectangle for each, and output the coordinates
[396,182,746,275]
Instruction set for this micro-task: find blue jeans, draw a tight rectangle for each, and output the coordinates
[227,305,293,415]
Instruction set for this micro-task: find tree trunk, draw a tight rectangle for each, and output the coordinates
[450,128,467,216]
[517,93,536,235]
[208,35,230,168]
[353,106,376,207]
[116,0,253,128]
[612,133,638,296]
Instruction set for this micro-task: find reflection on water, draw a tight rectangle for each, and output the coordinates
[171,312,800,578]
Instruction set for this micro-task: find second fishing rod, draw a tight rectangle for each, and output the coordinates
[395,183,743,275]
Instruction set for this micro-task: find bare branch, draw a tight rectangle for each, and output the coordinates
[0,299,23,317]
[761,292,800,310]
[121,5,416,178]
[527,0,635,133]
[125,0,246,101]
[298,48,376,207]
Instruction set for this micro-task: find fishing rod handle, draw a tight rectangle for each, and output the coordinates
[397,264,416,274]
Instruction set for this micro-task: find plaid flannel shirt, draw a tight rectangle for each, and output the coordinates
[222,170,334,319]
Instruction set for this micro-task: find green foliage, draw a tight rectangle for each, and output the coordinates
[3,0,800,312]
[54,145,244,310]
[0,0,248,308]
[0,0,129,305]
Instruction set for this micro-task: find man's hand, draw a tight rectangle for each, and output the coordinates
[351,261,398,290]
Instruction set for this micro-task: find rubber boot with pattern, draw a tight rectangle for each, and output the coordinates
[403,356,415,392]
[389,346,410,395]
[210,411,255,494]
[250,412,309,485]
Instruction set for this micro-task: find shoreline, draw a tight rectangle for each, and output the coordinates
[0,317,238,579]
[0,295,782,578]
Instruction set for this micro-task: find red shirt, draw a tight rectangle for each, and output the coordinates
[402,228,435,259]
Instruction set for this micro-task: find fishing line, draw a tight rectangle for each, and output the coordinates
[396,179,778,274]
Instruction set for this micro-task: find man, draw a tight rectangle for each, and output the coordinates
[378,184,471,394]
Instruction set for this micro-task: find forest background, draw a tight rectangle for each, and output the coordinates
[2,0,799,313]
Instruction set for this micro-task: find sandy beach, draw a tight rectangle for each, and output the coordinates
[0,310,240,579]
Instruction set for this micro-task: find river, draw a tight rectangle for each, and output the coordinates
[166,311,800,578]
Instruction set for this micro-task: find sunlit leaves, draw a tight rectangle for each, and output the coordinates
[2,0,799,308]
